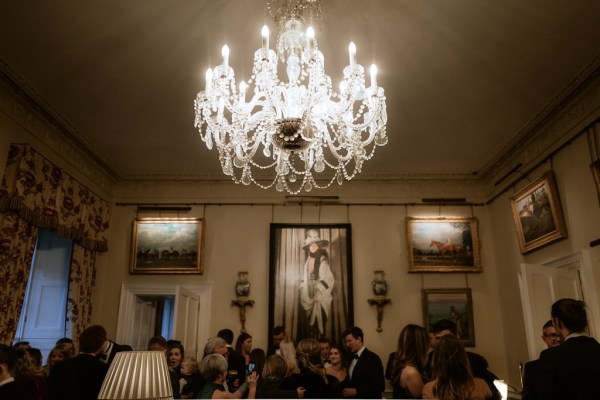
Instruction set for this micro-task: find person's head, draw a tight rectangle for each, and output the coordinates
[551,298,589,338]
[217,329,234,345]
[262,354,288,380]
[541,319,561,348]
[296,339,326,378]
[235,332,253,355]
[395,324,429,373]
[279,340,299,375]
[343,326,364,353]
[26,348,43,368]
[272,326,286,348]
[429,319,458,349]
[328,344,345,366]
[167,343,184,369]
[79,325,107,354]
[317,337,331,360]
[431,335,474,400]
[180,356,199,376]
[147,336,168,351]
[47,345,71,368]
[199,353,228,383]
[250,348,266,375]
[0,344,17,380]
[56,338,75,356]
[13,341,31,350]
[203,337,228,359]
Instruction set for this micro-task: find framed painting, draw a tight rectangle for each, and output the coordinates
[422,288,475,347]
[407,217,481,272]
[130,218,203,274]
[269,224,354,344]
[510,171,567,254]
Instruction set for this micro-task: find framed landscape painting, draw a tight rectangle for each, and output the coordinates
[423,288,475,347]
[130,218,203,274]
[269,224,354,344]
[407,217,481,272]
[510,171,567,254]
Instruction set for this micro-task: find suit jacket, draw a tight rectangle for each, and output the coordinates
[49,353,108,400]
[347,348,385,399]
[535,335,600,400]
[0,380,26,400]
[521,359,539,400]
[101,340,133,366]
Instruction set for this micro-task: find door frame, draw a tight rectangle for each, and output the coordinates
[519,250,600,360]
[116,283,212,359]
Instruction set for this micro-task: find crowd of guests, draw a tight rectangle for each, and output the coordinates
[1,297,599,400]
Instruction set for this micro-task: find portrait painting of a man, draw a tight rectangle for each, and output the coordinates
[269,224,354,344]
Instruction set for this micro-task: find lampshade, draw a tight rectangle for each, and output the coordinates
[98,351,173,400]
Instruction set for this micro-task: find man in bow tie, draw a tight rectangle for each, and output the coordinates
[342,326,384,399]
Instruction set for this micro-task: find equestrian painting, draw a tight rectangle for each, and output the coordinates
[407,217,481,272]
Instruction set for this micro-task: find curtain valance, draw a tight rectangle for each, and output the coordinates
[0,143,110,251]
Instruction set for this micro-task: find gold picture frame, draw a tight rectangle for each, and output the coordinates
[407,217,481,273]
[422,288,475,347]
[130,218,203,274]
[510,171,567,254]
[590,160,600,206]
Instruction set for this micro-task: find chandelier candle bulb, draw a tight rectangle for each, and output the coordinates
[349,42,356,67]
[370,64,378,91]
[262,25,270,50]
[222,45,230,66]
[239,81,248,101]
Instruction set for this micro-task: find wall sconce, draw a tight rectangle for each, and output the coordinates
[367,270,391,332]
[232,271,254,333]
[98,351,173,399]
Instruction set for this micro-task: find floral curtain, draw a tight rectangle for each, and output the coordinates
[0,213,38,344]
[66,243,97,342]
[0,143,111,343]
[0,143,111,251]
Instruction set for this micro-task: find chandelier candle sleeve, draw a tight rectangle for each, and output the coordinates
[194,0,388,194]
[349,42,356,67]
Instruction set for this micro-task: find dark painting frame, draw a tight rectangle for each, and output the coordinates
[422,288,475,347]
[130,217,203,274]
[268,224,354,344]
[510,171,568,254]
[407,217,481,272]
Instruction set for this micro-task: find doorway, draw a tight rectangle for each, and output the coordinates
[115,283,212,359]
[519,250,600,360]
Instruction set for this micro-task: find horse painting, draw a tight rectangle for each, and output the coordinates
[429,239,464,256]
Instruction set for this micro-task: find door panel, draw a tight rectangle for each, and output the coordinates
[174,286,200,359]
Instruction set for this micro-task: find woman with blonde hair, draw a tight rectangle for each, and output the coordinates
[422,335,492,400]
[279,340,300,376]
[390,324,429,399]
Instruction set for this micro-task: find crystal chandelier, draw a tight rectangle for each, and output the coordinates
[194,0,387,194]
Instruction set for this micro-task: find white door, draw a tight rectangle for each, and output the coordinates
[18,230,72,360]
[519,259,583,360]
[131,296,157,350]
[174,286,201,359]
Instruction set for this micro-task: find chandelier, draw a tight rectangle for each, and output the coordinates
[194,0,387,194]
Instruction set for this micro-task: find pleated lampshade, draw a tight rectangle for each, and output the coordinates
[98,351,173,400]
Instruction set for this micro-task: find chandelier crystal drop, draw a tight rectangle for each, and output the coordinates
[194,0,387,194]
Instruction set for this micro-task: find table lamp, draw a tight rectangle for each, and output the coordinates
[98,351,173,400]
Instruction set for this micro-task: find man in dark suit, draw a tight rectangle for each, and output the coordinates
[50,325,109,400]
[535,298,600,399]
[217,328,246,391]
[341,326,385,399]
[98,337,132,366]
[521,319,561,400]
[0,344,28,400]
[266,325,286,357]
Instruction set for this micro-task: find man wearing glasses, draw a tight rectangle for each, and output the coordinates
[521,320,562,399]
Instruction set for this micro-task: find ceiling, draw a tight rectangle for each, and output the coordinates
[1,0,600,183]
